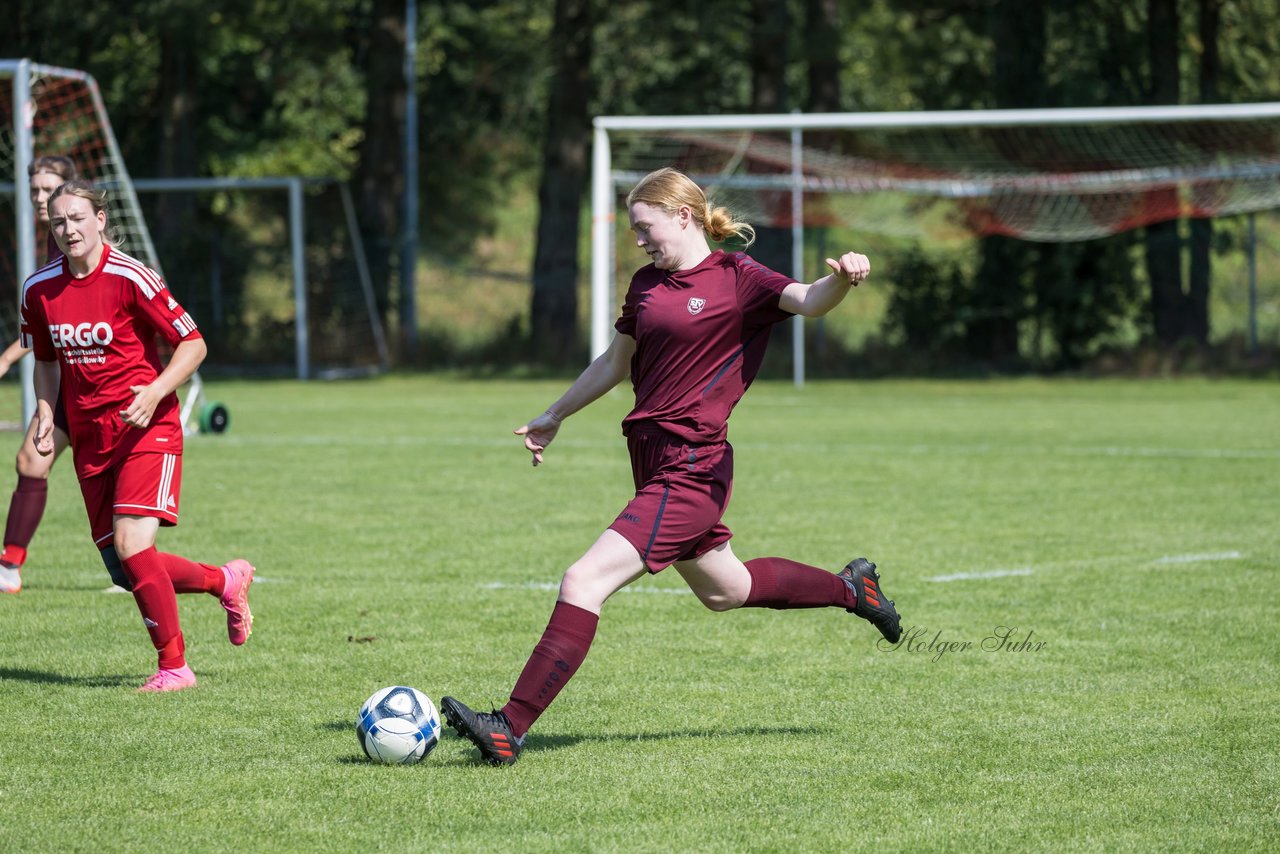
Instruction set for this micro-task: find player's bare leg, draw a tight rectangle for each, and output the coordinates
[444,531,645,765]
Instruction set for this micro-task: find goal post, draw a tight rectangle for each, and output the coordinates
[591,103,1280,379]
[4,58,389,409]
[2,59,188,425]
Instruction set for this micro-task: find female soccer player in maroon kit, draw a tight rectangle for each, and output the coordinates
[20,180,255,692]
[442,167,902,764]
[0,155,79,594]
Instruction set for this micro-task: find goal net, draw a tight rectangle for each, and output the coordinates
[1,59,179,425]
[590,105,1280,362]
[3,59,389,394]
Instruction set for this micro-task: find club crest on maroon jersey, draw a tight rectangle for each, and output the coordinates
[687,297,706,315]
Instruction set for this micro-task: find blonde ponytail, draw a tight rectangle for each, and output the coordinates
[627,167,756,248]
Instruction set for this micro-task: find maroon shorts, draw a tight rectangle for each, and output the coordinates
[78,452,182,548]
[608,426,734,573]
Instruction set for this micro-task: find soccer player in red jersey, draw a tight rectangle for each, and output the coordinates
[20,180,255,692]
[0,156,79,594]
[442,167,903,764]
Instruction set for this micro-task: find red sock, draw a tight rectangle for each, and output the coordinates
[742,557,856,610]
[2,476,48,566]
[122,547,186,669]
[157,551,224,596]
[501,601,599,738]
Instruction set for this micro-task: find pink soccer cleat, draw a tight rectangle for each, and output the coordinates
[138,664,197,692]
[220,559,255,645]
[0,565,20,594]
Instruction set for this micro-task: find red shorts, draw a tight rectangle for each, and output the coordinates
[78,452,182,548]
[608,425,734,572]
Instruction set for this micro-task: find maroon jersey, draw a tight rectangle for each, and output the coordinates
[20,245,201,478]
[615,250,794,443]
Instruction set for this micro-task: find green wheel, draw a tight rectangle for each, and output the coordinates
[198,401,230,434]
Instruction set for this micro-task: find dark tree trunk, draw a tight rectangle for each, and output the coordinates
[1186,0,1222,345]
[805,0,841,362]
[530,0,594,366]
[970,0,1046,368]
[1144,0,1189,348]
[153,31,199,243]
[805,0,841,114]
[355,0,406,336]
[748,0,794,281]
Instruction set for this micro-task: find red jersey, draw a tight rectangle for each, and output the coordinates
[614,250,794,443]
[20,245,201,478]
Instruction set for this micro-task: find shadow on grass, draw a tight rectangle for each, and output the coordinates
[0,667,133,688]
[328,715,830,767]
[331,720,829,767]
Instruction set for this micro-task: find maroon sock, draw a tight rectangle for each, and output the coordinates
[157,551,224,596]
[122,547,186,668]
[501,601,599,738]
[742,557,856,610]
[3,476,48,565]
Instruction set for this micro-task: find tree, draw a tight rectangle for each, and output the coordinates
[966,0,1047,368]
[529,0,595,366]
[1143,0,1196,349]
[354,0,408,338]
[1187,0,1224,345]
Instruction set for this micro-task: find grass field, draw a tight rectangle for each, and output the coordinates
[0,375,1277,852]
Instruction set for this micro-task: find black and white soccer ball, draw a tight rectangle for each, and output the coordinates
[356,686,441,764]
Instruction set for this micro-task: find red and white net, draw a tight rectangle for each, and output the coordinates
[2,63,161,341]
[608,113,1280,243]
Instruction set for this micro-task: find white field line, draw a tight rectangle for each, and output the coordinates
[482,550,1248,592]
[927,568,1035,583]
[1152,550,1243,564]
[215,433,1280,460]
[927,549,1246,582]
[482,581,690,596]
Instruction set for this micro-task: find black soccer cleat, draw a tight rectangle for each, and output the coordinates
[440,696,525,766]
[838,557,901,643]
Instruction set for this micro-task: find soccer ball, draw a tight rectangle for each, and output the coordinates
[356,686,441,765]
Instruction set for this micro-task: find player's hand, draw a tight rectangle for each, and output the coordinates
[825,251,870,285]
[120,384,162,429]
[33,411,55,457]
[514,410,563,467]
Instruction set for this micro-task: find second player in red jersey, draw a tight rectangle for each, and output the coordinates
[440,167,905,765]
[21,179,256,693]
[0,154,77,594]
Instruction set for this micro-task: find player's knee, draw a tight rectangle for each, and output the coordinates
[558,569,608,612]
[15,446,52,479]
[695,590,743,612]
[99,546,132,591]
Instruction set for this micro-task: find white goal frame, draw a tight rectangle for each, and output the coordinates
[3,58,206,427]
[6,59,388,399]
[591,103,1280,384]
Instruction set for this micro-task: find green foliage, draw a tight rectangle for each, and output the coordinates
[883,245,972,363]
[421,0,553,256]
[0,376,1277,849]
[4,0,1280,368]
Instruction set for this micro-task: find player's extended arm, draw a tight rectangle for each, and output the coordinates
[514,332,637,467]
[120,337,208,430]
[0,339,30,381]
[779,251,871,318]
[32,359,61,456]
